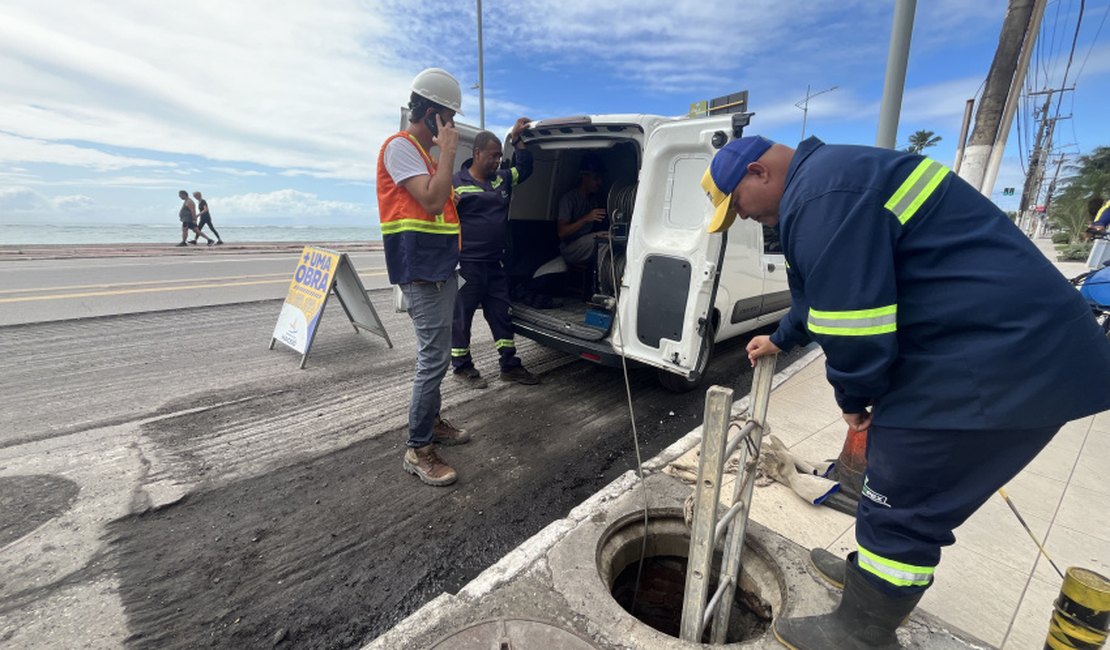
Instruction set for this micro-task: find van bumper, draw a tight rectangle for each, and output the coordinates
[512,321,628,368]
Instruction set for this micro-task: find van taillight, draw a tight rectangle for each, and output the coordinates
[580,352,602,363]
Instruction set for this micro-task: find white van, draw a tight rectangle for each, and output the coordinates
[423,111,790,391]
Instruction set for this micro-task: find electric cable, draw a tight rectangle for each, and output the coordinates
[604,218,652,616]
[1073,0,1109,82]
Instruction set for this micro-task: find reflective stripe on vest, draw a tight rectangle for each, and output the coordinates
[380,218,459,236]
[807,304,897,336]
[885,158,950,225]
[857,546,934,587]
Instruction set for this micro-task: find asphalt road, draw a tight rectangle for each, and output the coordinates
[0,250,389,326]
[0,252,808,649]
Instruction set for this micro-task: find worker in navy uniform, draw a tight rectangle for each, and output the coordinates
[703,136,1110,650]
[450,118,540,388]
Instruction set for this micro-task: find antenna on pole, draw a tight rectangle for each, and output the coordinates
[795,85,839,141]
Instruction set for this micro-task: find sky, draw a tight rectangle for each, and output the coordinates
[1,0,1108,229]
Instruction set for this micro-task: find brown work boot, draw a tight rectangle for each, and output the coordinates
[433,417,471,446]
[403,445,457,486]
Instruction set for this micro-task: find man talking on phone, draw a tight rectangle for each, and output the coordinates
[376,68,469,487]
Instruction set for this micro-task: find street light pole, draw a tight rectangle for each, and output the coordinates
[876,0,917,148]
[795,85,839,140]
[476,0,485,128]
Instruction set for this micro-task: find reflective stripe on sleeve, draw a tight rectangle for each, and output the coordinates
[511,168,520,186]
[807,304,897,336]
[885,159,950,225]
[857,547,934,587]
[455,185,485,195]
[380,219,459,236]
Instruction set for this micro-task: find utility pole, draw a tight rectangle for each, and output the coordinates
[795,85,839,141]
[876,0,917,148]
[958,0,1043,193]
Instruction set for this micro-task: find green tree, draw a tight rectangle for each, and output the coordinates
[1051,146,1110,242]
[904,130,942,154]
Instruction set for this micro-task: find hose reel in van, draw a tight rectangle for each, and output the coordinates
[607,183,637,225]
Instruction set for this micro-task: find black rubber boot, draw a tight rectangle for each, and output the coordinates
[809,548,846,589]
[773,556,925,649]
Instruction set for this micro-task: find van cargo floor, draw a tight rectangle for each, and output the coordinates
[511,301,610,342]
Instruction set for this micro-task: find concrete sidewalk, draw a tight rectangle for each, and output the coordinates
[751,235,1108,648]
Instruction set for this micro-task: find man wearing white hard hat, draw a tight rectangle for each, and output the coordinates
[376,68,469,486]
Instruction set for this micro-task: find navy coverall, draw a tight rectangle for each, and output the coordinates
[770,138,1110,594]
[451,149,533,372]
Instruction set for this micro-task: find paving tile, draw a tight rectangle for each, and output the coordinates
[1052,484,1110,543]
[1023,440,1081,483]
[1091,410,1110,434]
[770,378,842,416]
[1000,576,1058,649]
[826,524,856,557]
[788,420,847,467]
[749,481,854,551]
[1047,418,1092,454]
[764,400,842,447]
[1032,524,1110,584]
[920,545,1030,648]
[954,494,1051,574]
[1001,470,1068,524]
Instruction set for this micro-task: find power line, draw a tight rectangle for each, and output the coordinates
[1074,0,1110,82]
[1051,0,1084,124]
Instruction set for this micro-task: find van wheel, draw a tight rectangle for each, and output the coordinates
[655,328,715,393]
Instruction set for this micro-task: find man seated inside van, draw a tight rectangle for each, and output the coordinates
[557,154,610,267]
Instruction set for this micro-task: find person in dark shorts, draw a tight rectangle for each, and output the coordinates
[191,191,223,245]
[177,190,213,247]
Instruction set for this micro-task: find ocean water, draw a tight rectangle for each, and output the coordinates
[0,223,381,246]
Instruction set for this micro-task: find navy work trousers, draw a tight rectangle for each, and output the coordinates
[855,423,1059,595]
[451,260,521,372]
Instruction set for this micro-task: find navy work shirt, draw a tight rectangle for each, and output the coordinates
[769,137,1110,430]
[452,149,533,262]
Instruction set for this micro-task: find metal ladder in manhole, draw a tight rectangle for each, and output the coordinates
[679,354,776,644]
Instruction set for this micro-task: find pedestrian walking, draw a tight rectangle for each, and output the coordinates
[177,190,213,247]
[192,191,223,245]
[702,136,1110,649]
[450,119,540,388]
[376,68,469,487]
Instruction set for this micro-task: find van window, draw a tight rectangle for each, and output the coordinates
[664,155,711,230]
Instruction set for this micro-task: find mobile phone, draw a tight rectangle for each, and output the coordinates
[424,111,439,137]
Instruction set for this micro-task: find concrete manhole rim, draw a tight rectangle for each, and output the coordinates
[427,616,600,649]
[593,506,784,648]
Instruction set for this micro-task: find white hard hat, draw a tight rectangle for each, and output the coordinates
[411,68,464,115]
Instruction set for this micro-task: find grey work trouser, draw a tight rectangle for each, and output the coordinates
[399,275,457,448]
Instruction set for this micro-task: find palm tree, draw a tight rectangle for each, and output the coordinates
[1051,146,1110,242]
[904,130,942,154]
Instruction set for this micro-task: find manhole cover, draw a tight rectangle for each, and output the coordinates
[0,474,80,547]
[430,617,598,649]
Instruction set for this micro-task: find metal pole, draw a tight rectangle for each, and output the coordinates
[800,84,809,141]
[876,0,917,148]
[953,98,975,172]
[795,85,837,142]
[982,0,1046,197]
[476,0,485,129]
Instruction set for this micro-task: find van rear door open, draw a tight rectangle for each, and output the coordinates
[616,117,732,379]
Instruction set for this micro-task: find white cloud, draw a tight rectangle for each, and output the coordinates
[210,166,266,177]
[0,132,174,171]
[51,194,93,209]
[217,189,369,222]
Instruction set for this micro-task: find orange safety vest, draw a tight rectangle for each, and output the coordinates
[376,132,459,236]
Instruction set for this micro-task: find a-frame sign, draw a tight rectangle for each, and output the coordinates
[269,246,392,368]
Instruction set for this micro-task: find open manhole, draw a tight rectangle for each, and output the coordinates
[597,509,782,645]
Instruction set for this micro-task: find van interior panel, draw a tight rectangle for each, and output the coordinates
[635,255,691,347]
